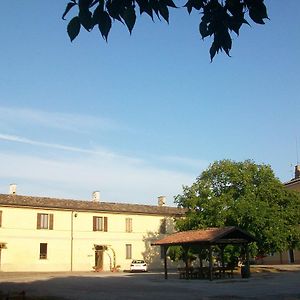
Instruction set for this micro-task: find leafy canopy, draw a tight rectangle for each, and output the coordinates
[63,0,269,60]
[175,160,300,255]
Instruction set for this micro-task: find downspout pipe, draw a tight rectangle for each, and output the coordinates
[71,211,74,272]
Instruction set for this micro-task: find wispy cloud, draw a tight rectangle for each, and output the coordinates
[0,133,140,162]
[0,106,123,133]
[0,151,195,205]
[0,107,206,204]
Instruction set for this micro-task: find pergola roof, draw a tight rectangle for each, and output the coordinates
[152,226,256,247]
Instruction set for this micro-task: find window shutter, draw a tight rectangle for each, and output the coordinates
[0,211,2,227]
[49,214,54,230]
[93,216,97,231]
[37,213,41,229]
[104,217,108,232]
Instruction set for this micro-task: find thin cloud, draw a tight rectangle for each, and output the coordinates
[0,133,141,163]
[0,106,124,133]
[0,151,195,205]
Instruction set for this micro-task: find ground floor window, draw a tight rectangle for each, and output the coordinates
[40,243,47,259]
[126,244,132,259]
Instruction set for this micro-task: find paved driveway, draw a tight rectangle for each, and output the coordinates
[1,269,300,299]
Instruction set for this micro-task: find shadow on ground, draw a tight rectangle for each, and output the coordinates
[1,270,300,300]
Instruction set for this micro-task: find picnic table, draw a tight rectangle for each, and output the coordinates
[178,266,235,280]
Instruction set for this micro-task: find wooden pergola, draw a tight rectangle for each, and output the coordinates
[152,226,256,281]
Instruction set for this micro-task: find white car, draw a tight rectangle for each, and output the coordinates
[130,260,148,272]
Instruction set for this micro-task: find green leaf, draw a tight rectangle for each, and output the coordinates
[149,0,160,18]
[79,8,93,31]
[79,0,93,10]
[249,8,265,24]
[199,21,209,38]
[122,5,136,34]
[247,1,268,24]
[136,0,153,19]
[67,16,81,42]
[184,1,193,14]
[221,30,232,56]
[98,11,112,41]
[209,42,217,62]
[62,2,77,20]
[163,0,177,8]
[106,0,123,22]
[158,2,169,23]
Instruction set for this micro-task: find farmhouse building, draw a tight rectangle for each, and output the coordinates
[0,187,184,272]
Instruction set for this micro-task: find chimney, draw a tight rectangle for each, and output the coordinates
[295,165,300,179]
[158,196,166,207]
[9,184,17,195]
[92,191,100,202]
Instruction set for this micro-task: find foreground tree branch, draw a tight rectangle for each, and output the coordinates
[63,0,269,60]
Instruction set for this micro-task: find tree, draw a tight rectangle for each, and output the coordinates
[63,0,269,60]
[174,160,300,256]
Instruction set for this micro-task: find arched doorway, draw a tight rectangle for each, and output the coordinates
[94,244,117,271]
[94,245,106,271]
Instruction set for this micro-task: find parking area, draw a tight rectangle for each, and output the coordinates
[1,266,300,299]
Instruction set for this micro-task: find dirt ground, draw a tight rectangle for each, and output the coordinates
[1,265,300,300]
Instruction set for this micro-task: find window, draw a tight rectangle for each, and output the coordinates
[126,244,132,259]
[39,243,47,259]
[125,218,132,233]
[159,219,166,234]
[0,210,2,227]
[93,216,108,232]
[37,213,53,230]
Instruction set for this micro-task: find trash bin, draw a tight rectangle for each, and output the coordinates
[241,265,250,278]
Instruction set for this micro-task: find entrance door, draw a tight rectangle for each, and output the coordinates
[95,246,104,271]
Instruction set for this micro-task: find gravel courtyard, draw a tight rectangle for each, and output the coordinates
[1,266,300,300]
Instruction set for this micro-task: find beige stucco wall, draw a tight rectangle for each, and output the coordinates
[285,181,300,192]
[260,178,300,265]
[0,205,179,272]
[256,250,300,264]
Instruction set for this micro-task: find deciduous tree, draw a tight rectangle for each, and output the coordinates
[63,0,269,60]
[174,160,300,256]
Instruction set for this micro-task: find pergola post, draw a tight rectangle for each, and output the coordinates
[220,245,225,277]
[208,245,213,281]
[245,243,250,276]
[163,245,168,279]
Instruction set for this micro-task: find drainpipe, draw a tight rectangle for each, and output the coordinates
[71,211,74,272]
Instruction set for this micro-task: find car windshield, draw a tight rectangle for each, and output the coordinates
[132,260,145,264]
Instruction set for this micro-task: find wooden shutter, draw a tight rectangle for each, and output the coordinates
[93,216,97,231]
[104,217,108,232]
[37,213,41,229]
[0,210,2,227]
[49,214,54,230]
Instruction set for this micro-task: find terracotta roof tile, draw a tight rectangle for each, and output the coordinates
[0,194,185,216]
[152,227,255,245]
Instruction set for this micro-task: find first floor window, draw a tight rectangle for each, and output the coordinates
[37,213,54,230]
[126,244,132,259]
[40,243,47,259]
[125,218,132,232]
[93,216,108,231]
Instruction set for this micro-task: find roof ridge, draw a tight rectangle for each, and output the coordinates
[0,193,185,216]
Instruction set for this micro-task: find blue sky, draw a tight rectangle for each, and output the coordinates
[0,1,299,205]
